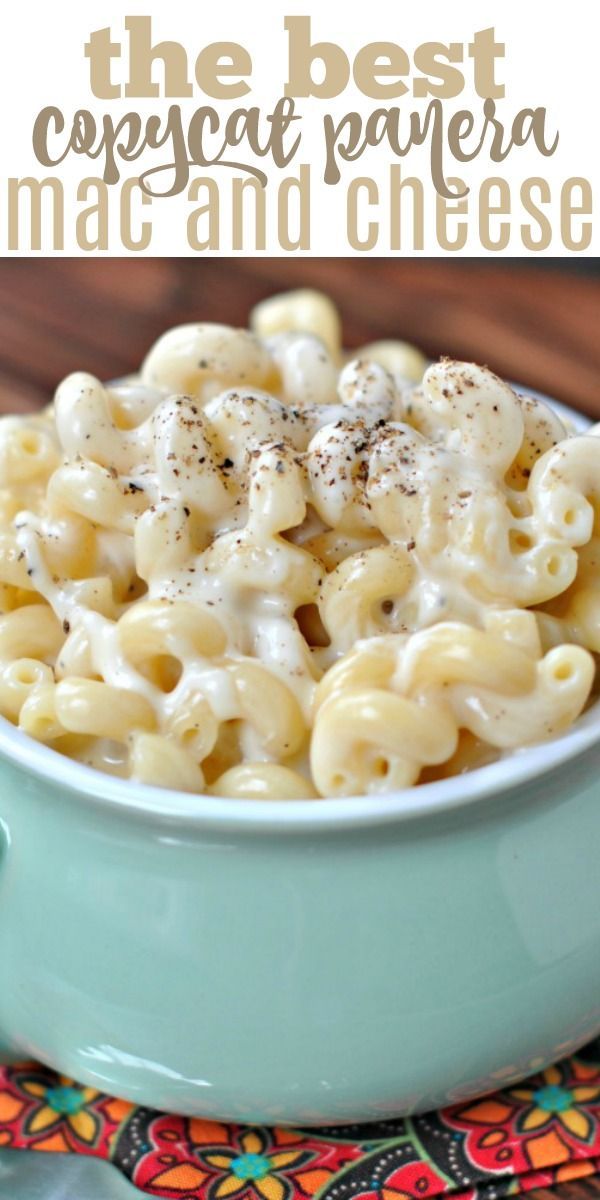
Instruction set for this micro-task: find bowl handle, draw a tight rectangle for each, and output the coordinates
[0,817,20,1063]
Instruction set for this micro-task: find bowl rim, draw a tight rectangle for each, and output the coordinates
[1,696,600,831]
[0,386,597,832]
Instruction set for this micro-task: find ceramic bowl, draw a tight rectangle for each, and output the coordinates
[0,393,599,1125]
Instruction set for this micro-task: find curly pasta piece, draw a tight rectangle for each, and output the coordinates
[353,339,427,385]
[529,436,600,547]
[320,545,414,651]
[130,732,205,791]
[251,288,342,359]
[54,373,152,474]
[311,689,459,796]
[267,333,338,407]
[141,323,274,401]
[311,621,593,796]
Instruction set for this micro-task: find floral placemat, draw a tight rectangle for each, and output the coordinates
[3,1041,600,1198]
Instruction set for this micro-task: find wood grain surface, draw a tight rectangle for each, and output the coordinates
[1,257,599,1200]
[0,259,599,416]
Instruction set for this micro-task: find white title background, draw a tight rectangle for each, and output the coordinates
[1,0,597,255]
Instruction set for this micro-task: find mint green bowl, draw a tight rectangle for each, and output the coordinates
[1,709,600,1124]
[1,395,599,1126]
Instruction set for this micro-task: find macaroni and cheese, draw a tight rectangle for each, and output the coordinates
[0,289,597,799]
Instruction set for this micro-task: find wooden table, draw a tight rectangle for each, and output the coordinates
[1,259,600,1200]
[1,260,599,418]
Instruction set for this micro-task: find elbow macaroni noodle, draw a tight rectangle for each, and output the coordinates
[0,287,597,799]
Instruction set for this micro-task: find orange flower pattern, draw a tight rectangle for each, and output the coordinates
[3,1044,600,1198]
